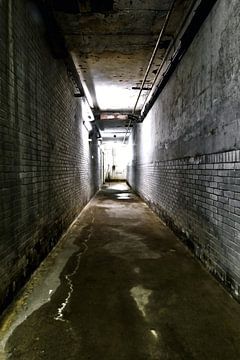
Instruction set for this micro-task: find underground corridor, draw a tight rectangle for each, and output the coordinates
[1,0,240,359]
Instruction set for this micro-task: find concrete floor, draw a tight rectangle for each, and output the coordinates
[1,183,240,359]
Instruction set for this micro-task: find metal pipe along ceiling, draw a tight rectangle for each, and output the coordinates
[140,0,218,120]
[122,0,176,144]
[132,0,176,115]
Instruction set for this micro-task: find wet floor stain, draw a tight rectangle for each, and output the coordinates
[55,213,94,322]
[1,183,240,359]
[115,193,133,201]
[130,285,152,318]
[0,218,82,359]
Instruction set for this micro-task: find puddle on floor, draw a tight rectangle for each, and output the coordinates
[106,183,129,191]
[55,214,94,322]
[130,285,152,318]
[0,211,94,360]
[115,194,133,200]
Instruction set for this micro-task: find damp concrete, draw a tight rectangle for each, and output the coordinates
[1,182,240,359]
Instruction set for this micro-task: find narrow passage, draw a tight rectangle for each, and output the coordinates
[1,183,240,360]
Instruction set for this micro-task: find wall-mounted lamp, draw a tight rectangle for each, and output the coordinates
[83,120,92,132]
[81,97,94,122]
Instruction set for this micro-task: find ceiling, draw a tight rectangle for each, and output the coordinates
[54,0,193,141]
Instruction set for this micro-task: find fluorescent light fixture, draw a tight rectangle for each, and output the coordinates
[81,97,94,122]
[82,83,94,109]
[83,120,92,132]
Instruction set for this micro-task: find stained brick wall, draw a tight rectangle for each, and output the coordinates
[0,0,100,312]
[127,0,240,299]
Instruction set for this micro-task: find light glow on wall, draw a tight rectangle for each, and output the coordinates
[140,116,154,163]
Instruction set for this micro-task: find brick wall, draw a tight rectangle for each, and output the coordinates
[0,0,100,312]
[127,0,240,299]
